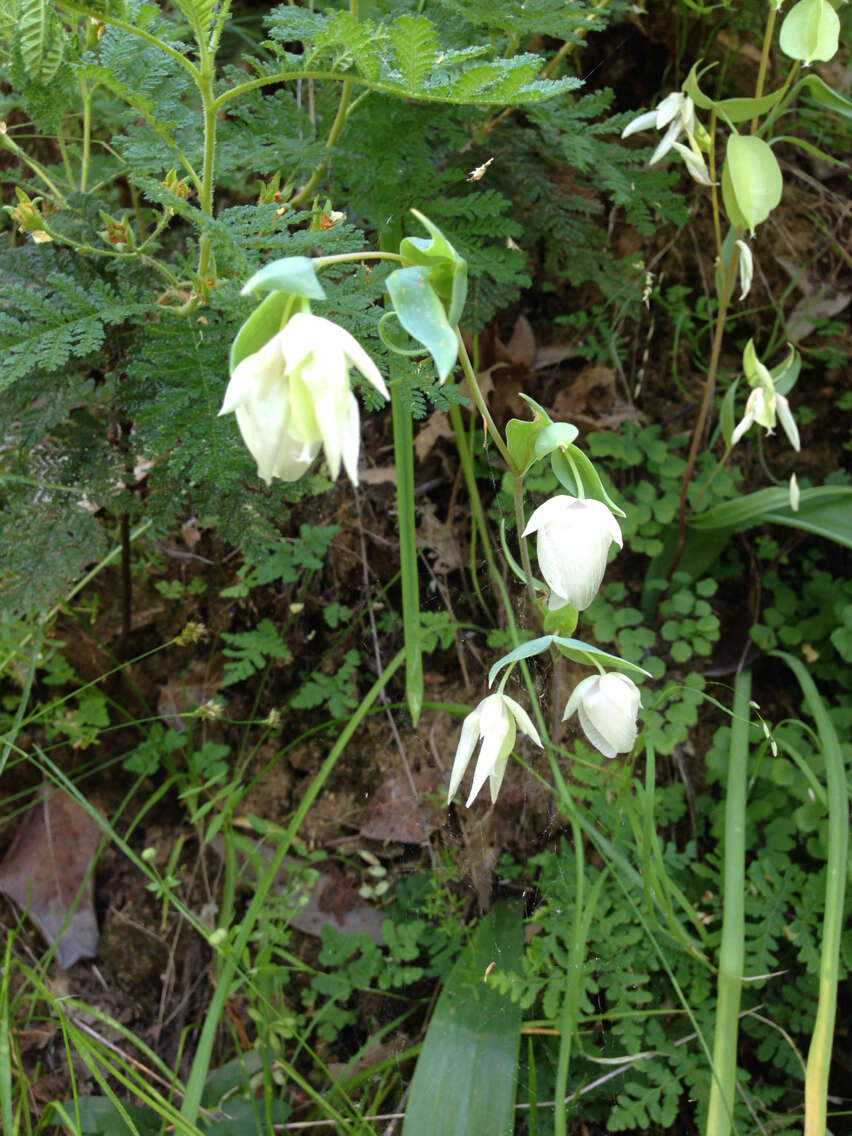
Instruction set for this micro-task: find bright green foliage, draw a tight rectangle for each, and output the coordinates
[290,649,361,719]
[220,619,291,686]
[16,0,66,83]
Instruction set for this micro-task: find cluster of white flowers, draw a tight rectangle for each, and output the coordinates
[449,494,642,807]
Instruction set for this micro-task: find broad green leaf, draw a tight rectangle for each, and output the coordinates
[779,0,840,63]
[689,486,852,548]
[399,210,467,325]
[385,265,458,381]
[403,903,523,1136]
[488,635,555,686]
[712,89,784,125]
[721,134,782,232]
[241,257,326,300]
[17,0,65,83]
[229,291,302,374]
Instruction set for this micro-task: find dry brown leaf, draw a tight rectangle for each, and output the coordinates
[550,364,616,419]
[414,412,456,461]
[358,465,398,485]
[0,787,101,968]
[359,771,444,844]
[417,500,465,574]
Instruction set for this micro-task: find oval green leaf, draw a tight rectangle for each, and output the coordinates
[241,256,326,299]
[385,265,458,381]
[779,0,840,63]
[722,134,783,232]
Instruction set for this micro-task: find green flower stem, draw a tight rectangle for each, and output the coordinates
[456,331,516,472]
[314,251,404,269]
[705,668,751,1136]
[179,648,405,1124]
[390,371,424,725]
[289,78,354,210]
[513,471,540,618]
[0,130,69,206]
[771,652,848,1136]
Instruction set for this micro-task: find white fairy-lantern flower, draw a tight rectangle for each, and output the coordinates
[563,672,641,759]
[731,384,800,452]
[522,496,623,611]
[448,693,542,808]
[219,312,389,486]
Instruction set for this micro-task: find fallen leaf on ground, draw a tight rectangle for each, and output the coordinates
[0,787,102,968]
[360,771,444,843]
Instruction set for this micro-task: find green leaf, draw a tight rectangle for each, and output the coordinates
[533,421,580,457]
[719,376,741,448]
[174,0,216,44]
[241,257,326,300]
[682,63,783,124]
[385,266,458,381]
[796,73,852,122]
[229,291,301,375]
[389,14,439,94]
[779,0,840,64]
[487,634,650,687]
[689,486,852,548]
[17,0,65,83]
[769,343,801,397]
[399,210,468,325]
[403,903,523,1136]
[721,134,782,232]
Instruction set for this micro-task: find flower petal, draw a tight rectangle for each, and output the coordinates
[776,394,801,452]
[447,706,483,802]
[502,696,542,747]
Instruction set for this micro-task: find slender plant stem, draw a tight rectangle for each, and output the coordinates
[390,370,423,724]
[705,668,751,1136]
[456,332,516,472]
[179,649,405,1124]
[289,78,353,209]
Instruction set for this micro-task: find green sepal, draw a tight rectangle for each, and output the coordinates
[241,257,327,300]
[385,265,458,381]
[229,291,304,375]
[505,396,558,474]
[551,446,626,518]
[542,603,579,638]
[721,134,783,232]
[399,209,468,326]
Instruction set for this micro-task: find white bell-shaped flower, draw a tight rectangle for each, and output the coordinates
[523,496,623,611]
[220,312,389,485]
[731,385,800,452]
[563,672,641,759]
[448,693,542,808]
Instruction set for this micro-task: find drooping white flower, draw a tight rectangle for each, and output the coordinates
[220,312,389,485]
[731,385,800,451]
[448,693,542,808]
[523,496,623,611]
[563,673,641,759]
[621,91,697,164]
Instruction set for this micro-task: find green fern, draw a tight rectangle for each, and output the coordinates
[16,0,65,83]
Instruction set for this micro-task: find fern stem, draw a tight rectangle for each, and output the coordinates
[705,668,751,1136]
[179,648,405,1124]
[289,78,354,210]
[771,652,848,1136]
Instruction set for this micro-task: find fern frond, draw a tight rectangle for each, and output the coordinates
[17,0,66,83]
